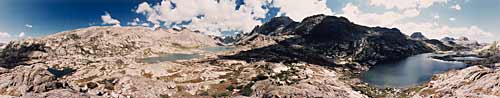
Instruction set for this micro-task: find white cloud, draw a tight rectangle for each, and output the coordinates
[128,22,138,26]
[339,3,420,27]
[392,22,496,42]
[101,12,121,27]
[0,32,10,38]
[128,18,141,26]
[135,0,333,36]
[128,18,150,27]
[133,18,140,22]
[339,3,496,42]
[450,4,462,10]
[141,23,150,27]
[368,0,448,10]
[18,32,25,37]
[449,17,456,21]
[0,32,12,43]
[25,24,33,28]
[272,0,334,21]
[403,8,421,17]
[433,15,440,19]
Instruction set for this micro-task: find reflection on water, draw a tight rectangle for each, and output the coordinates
[361,53,468,88]
[138,53,203,64]
[452,57,483,61]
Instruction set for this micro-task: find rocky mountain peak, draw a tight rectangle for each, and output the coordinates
[300,14,351,24]
[294,14,354,36]
[439,36,483,50]
[251,16,297,35]
[458,36,470,41]
[410,32,428,40]
[232,14,433,66]
[441,37,455,42]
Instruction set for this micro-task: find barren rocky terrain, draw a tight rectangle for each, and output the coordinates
[0,26,368,97]
[0,15,499,98]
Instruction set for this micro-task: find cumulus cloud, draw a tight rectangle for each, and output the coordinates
[449,17,456,21]
[339,3,496,42]
[368,0,448,10]
[25,24,33,28]
[101,12,121,27]
[339,3,420,27]
[0,32,12,43]
[127,18,150,26]
[135,0,333,36]
[18,32,25,37]
[0,32,10,38]
[272,0,333,21]
[450,4,462,10]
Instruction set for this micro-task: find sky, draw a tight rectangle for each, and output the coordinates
[0,0,499,43]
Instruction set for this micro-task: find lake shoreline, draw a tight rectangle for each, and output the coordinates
[347,52,481,97]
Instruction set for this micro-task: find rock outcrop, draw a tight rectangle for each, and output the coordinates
[415,65,500,98]
[421,39,453,51]
[440,36,484,50]
[0,26,368,97]
[410,32,428,40]
[470,41,500,66]
[3,14,487,98]
[478,41,500,56]
[0,27,218,68]
[414,41,500,98]
[409,32,452,51]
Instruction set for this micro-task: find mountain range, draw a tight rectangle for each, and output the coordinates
[0,14,498,98]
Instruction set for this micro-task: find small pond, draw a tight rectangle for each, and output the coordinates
[199,46,235,52]
[138,53,203,64]
[360,53,469,88]
[137,46,235,64]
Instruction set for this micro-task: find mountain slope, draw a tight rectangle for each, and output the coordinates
[415,66,500,97]
[0,27,218,68]
[231,14,433,68]
[0,26,367,97]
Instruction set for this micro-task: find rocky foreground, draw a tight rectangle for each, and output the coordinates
[413,41,500,98]
[0,26,369,97]
[0,14,499,98]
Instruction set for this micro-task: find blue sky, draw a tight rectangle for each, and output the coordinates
[0,0,499,42]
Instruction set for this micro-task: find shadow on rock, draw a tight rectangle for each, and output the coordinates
[221,14,433,70]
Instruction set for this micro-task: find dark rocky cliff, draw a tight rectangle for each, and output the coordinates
[229,14,433,68]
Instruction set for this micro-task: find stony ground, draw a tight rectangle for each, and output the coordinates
[412,41,500,98]
[0,16,498,98]
[414,65,500,98]
[0,27,367,98]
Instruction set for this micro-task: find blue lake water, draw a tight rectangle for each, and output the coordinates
[138,46,234,64]
[360,53,468,88]
[138,53,204,64]
[199,46,234,52]
[452,57,483,61]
